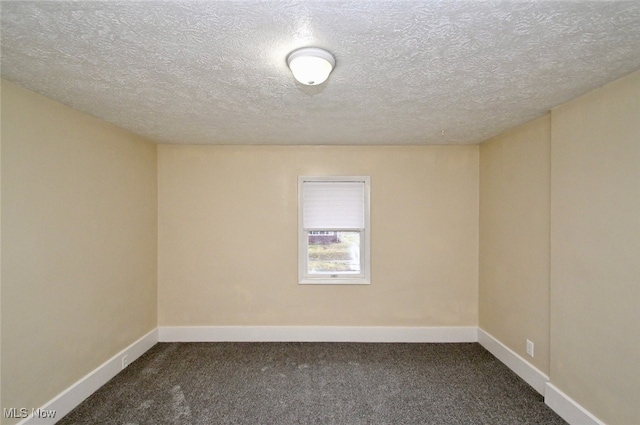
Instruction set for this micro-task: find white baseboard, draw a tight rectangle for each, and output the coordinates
[477,328,548,395]
[545,383,605,425]
[158,325,478,343]
[10,326,605,425]
[17,328,158,425]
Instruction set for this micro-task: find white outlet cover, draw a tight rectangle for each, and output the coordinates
[526,340,535,357]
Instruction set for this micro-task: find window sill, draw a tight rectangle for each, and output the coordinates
[299,277,370,285]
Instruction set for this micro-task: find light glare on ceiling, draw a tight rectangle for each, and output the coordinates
[287,47,335,86]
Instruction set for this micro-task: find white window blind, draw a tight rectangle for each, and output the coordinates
[302,181,365,230]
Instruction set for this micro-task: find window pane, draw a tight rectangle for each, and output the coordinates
[308,231,361,274]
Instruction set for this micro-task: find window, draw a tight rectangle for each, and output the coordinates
[298,176,370,284]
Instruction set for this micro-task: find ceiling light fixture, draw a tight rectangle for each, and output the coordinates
[287,47,335,86]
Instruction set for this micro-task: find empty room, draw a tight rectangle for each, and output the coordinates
[1,2,639,424]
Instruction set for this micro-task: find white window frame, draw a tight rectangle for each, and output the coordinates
[298,176,371,285]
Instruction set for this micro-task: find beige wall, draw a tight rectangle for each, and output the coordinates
[479,115,551,374]
[1,80,157,423]
[158,145,478,327]
[0,81,3,411]
[550,70,640,424]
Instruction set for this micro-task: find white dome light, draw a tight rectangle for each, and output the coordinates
[287,47,335,86]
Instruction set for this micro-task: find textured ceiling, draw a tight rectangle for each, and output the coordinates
[2,1,640,145]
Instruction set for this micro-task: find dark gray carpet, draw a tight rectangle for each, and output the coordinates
[59,342,566,424]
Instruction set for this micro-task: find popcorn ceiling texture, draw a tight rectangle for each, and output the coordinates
[2,1,640,145]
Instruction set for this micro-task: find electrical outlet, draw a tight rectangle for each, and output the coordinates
[526,340,534,358]
[121,354,129,370]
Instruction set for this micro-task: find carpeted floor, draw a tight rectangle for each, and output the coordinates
[58,342,566,424]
